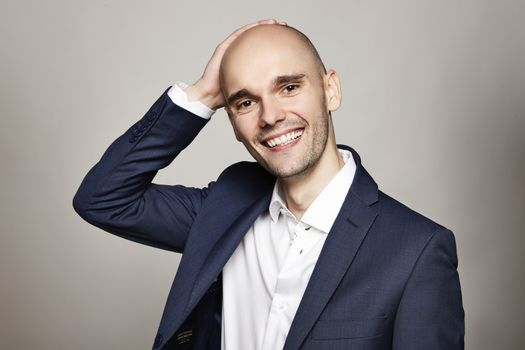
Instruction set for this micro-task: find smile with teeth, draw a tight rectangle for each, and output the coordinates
[265,129,304,148]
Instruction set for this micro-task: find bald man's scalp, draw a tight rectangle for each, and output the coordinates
[219,24,327,94]
[284,25,327,75]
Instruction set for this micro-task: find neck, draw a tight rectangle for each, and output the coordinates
[279,141,344,220]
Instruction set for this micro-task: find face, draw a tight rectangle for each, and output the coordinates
[220,27,341,179]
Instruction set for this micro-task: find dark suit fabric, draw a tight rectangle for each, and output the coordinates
[73,88,464,349]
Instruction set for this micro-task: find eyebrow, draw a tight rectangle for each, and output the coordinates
[226,74,307,106]
[273,73,306,87]
[226,89,254,106]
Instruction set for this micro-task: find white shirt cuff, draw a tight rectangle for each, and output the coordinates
[167,81,215,120]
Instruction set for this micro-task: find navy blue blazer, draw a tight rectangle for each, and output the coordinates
[73,88,464,349]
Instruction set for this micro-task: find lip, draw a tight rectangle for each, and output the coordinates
[266,135,302,152]
[262,128,304,152]
[261,127,304,143]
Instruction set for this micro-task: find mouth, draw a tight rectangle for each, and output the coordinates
[262,128,304,150]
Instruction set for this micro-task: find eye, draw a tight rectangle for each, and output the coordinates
[236,99,254,111]
[283,84,299,93]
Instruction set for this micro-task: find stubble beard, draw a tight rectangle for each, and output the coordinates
[248,111,330,179]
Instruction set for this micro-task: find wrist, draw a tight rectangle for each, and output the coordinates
[184,83,222,110]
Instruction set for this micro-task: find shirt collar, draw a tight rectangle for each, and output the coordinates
[268,148,356,233]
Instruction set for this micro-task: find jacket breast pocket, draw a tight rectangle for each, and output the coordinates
[311,316,388,340]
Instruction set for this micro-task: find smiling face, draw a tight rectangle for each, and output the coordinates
[220,25,341,179]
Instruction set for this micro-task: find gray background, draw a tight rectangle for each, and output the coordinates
[1,0,524,349]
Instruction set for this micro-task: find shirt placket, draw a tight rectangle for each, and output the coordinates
[259,215,322,350]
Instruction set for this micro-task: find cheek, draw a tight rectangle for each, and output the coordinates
[286,95,323,119]
[231,116,257,142]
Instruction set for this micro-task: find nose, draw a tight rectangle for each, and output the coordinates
[258,96,286,128]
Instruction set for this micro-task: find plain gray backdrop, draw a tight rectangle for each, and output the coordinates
[1,0,524,349]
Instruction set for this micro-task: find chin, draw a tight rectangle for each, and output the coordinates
[262,160,312,179]
[247,145,314,178]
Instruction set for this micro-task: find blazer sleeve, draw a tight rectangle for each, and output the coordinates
[392,228,465,349]
[72,87,211,253]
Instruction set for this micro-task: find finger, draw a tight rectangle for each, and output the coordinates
[215,19,288,54]
[255,18,278,24]
[222,19,279,45]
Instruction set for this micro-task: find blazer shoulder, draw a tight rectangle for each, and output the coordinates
[377,190,452,240]
[216,161,275,189]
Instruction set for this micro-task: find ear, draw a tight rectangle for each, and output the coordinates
[225,106,242,142]
[323,69,342,112]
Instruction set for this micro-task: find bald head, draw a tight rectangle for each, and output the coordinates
[219,24,327,94]
[216,22,343,179]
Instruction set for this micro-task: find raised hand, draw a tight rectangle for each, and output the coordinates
[184,19,286,110]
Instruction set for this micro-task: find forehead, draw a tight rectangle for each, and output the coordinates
[220,28,319,93]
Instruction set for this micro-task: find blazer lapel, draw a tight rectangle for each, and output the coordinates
[187,188,273,310]
[283,146,379,350]
[161,163,275,335]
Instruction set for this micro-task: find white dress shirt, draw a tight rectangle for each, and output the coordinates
[167,84,356,350]
[167,82,215,119]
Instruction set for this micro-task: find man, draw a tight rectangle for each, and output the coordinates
[73,19,464,349]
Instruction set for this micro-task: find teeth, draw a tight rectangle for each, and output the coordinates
[266,130,303,148]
